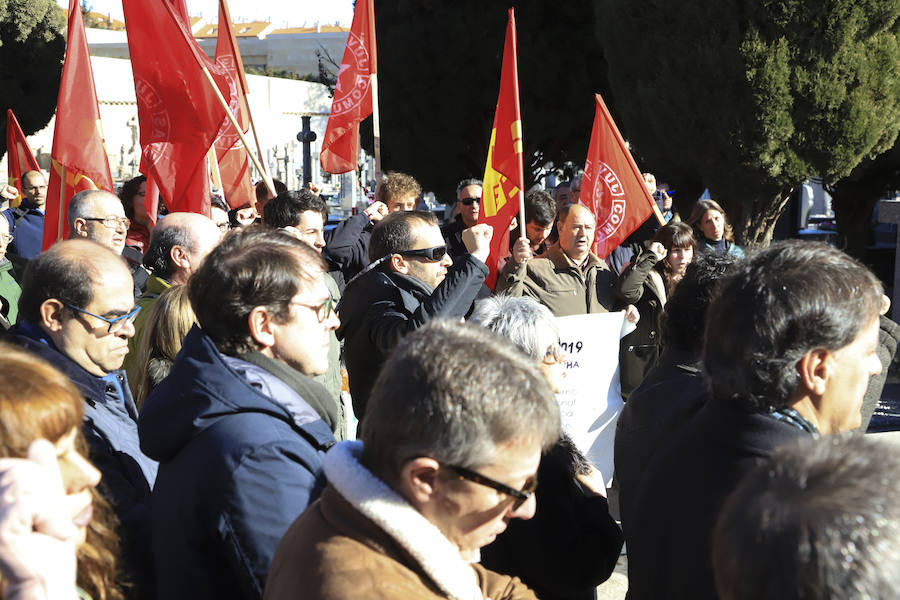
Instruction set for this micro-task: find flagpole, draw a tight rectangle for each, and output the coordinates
[200,66,275,198]
[207,145,222,189]
[56,163,66,245]
[371,74,383,182]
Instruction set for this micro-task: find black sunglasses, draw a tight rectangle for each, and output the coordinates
[398,245,448,262]
[459,197,481,206]
[444,464,537,511]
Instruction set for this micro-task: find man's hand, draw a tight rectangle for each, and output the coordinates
[0,185,17,202]
[462,223,493,264]
[511,237,532,265]
[624,304,640,324]
[364,201,388,222]
[305,181,320,195]
[649,241,666,261]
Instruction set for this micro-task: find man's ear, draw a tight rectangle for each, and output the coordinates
[39,299,67,332]
[797,348,831,398]
[398,457,441,507]
[390,253,410,275]
[247,306,275,349]
[170,245,191,272]
[72,218,90,239]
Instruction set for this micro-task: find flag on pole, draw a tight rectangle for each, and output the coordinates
[43,0,114,251]
[478,8,525,290]
[5,109,41,207]
[123,0,235,216]
[320,0,377,174]
[213,0,254,209]
[581,93,663,259]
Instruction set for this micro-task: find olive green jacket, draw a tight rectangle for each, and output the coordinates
[495,244,616,317]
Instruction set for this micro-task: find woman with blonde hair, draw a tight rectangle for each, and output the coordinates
[133,285,197,409]
[687,198,745,258]
[0,346,124,600]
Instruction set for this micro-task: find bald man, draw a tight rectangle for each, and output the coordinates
[7,239,157,592]
[2,170,48,260]
[124,212,222,391]
[496,204,620,316]
[68,190,129,255]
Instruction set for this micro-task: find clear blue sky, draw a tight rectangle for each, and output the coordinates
[58,0,354,27]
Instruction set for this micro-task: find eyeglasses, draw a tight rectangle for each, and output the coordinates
[64,303,141,333]
[82,216,131,230]
[459,197,481,206]
[216,222,231,233]
[444,464,537,511]
[543,342,566,366]
[398,245,448,262]
[291,295,335,323]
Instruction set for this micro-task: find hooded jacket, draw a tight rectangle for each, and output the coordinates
[139,326,336,600]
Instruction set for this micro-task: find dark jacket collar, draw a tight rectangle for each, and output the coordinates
[9,321,108,402]
[140,326,335,462]
[237,351,339,433]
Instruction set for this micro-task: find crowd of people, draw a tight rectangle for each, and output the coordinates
[0,166,899,600]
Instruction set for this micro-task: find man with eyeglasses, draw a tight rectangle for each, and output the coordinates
[140,228,340,600]
[338,210,492,423]
[2,170,48,260]
[5,238,158,593]
[68,189,130,255]
[266,320,560,599]
[442,177,482,260]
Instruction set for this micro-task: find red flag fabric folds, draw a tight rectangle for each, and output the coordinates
[213,0,254,209]
[43,0,114,250]
[320,0,377,174]
[5,109,41,207]
[581,94,663,259]
[123,0,235,216]
[478,8,525,290]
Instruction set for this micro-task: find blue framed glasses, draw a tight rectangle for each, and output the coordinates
[64,303,141,333]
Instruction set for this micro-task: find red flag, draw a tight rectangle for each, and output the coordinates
[43,0,114,250]
[123,0,235,216]
[5,109,41,207]
[580,94,663,259]
[213,0,254,209]
[478,8,525,290]
[320,0,377,174]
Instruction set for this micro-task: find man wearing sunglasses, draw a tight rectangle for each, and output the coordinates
[140,228,340,599]
[267,321,560,599]
[442,177,482,260]
[6,238,157,593]
[338,210,493,422]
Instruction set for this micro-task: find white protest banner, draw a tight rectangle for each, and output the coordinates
[555,311,628,487]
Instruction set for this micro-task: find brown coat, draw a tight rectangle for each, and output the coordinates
[265,485,537,600]
[494,244,616,317]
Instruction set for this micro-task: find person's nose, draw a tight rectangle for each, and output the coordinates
[324,306,340,331]
[509,494,537,520]
[63,451,102,494]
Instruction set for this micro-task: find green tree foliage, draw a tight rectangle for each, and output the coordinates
[0,0,65,159]
[365,0,609,203]
[599,0,900,244]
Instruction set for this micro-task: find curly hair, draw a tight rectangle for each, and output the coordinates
[375,171,421,207]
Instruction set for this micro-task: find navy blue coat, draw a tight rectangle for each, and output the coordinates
[139,326,335,600]
[2,201,44,260]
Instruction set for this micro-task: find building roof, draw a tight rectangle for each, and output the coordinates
[195,21,275,39]
[63,9,125,31]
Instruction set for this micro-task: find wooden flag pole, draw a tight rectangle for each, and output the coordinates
[56,162,66,244]
[200,66,275,198]
[370,73,383,182]
[207,145,222,189]
[245,105,273,185]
